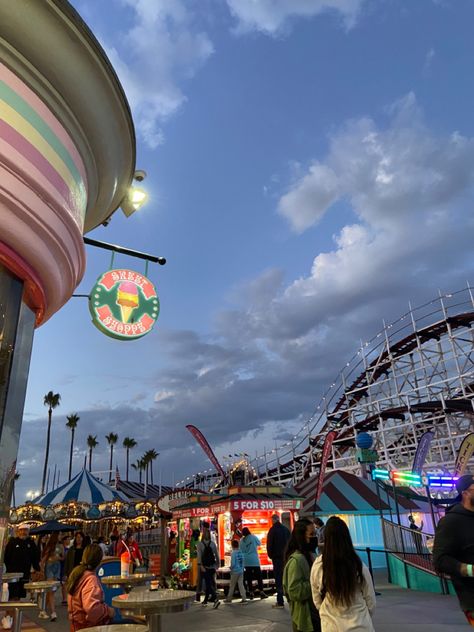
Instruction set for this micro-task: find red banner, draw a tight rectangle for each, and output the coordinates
[186,425,225,478]
[315,430,338,503]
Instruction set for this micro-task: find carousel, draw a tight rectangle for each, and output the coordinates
[10,469,162,536]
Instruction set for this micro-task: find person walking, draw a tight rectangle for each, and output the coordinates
[224,540,247,604]
[67,544,115,632]
[283,518,319,632]
[310,516,375,632]
[408,515,424,555]
[40,532,65,621]
[433,473,474,626]
[4,525,40,601]
[267,514,290,608]
[116,532,143,572]
[197,528,220,608]
[65,532,86,579]
[240,527,267,600]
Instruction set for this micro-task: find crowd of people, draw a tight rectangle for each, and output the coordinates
[2,526,143,630]
[191,513,376,631]
[1,474,473,632]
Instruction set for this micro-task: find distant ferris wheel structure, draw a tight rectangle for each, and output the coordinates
[245,285,474,487]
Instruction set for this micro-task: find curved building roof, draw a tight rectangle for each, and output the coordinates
[0,0,136,232]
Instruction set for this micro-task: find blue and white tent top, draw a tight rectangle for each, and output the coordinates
[32,469,128,506]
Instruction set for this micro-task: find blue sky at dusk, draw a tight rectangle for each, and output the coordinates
[16,0,474,500]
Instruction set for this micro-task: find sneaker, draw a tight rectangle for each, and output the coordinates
[272,603,284,609]
[38,612,49,620]
[240,599,248,604]
[249,593,254,600]
[260,591,268,599]
[50,613,57,622]
[213,600,221,610]
[201,600,208,607]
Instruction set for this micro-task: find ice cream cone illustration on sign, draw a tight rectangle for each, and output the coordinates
[116,281,139,322]
[89,269,160,340]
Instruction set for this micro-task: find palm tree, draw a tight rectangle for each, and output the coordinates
[106,433,118,481]
[143,449,159,484]
[41,391,61,494]
[131,458,146,484]
[123,437,137,482]
[66,414,80,481]
[87,435,98,471]
[12,472,20,507]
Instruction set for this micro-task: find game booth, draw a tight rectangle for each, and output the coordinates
[168,494,220,587]
[212,486,302,590]
[171,487,302,591]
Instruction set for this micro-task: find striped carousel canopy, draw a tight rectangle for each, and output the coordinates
[32,469,128,506]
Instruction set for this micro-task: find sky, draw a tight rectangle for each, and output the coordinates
[15,0,474,502]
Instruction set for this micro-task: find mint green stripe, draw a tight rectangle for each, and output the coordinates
[0,80,83,187]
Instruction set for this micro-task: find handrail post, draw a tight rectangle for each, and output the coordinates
[366,546,374,582]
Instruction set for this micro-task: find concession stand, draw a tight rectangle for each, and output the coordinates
[211,486,301,590]
[171,486,301,591]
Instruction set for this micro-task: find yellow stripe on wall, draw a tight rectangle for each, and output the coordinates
[0,98,77,192]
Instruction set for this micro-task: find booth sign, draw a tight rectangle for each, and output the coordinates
[89,269,159,340]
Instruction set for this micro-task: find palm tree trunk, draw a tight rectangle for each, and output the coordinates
[41,408,52,494]
[150,461,154,485]
[12,483,16,507]
[126,449,129,482]
[89,448,92,471]
[68,429,75,481]
[139,467,142,484]
[109,445,114,480]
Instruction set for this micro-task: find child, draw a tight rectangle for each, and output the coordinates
[224,540,247,604]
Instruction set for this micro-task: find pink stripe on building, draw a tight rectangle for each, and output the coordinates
[0,118,77,213]
[0,62,87,185]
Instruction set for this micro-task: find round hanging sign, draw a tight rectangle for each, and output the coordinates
[89,269,160,340]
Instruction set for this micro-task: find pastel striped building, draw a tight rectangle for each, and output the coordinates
[0,0,137,554]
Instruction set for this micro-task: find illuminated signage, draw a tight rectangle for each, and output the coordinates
[391,471,422,486]
[230,499,300,511]
[372,468,460,489]
[89,269,159,340]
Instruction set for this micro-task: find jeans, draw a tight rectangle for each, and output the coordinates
[225,572,246,601]
[244,566,263,595]
[203,568,217,602]
[272,558,284,605]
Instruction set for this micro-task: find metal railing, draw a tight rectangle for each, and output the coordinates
[382,519,434,573]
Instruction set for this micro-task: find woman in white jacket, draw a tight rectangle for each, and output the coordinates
[310,517,375,632]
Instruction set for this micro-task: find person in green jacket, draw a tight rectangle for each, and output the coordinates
[283,518,321,632]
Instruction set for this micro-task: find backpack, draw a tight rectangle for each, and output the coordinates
[201,542,216,567]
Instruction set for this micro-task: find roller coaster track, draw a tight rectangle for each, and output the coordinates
[182,288,474,491]
[256,297,474,486]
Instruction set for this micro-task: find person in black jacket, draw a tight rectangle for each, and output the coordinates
[433,473,474,625]
[4,525,40,599]
[266,514,290,608]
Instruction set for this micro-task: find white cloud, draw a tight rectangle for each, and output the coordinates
[424,47,436,72]
[278,162,340,232]
[226,0,364,34]
[102,0,214,148]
